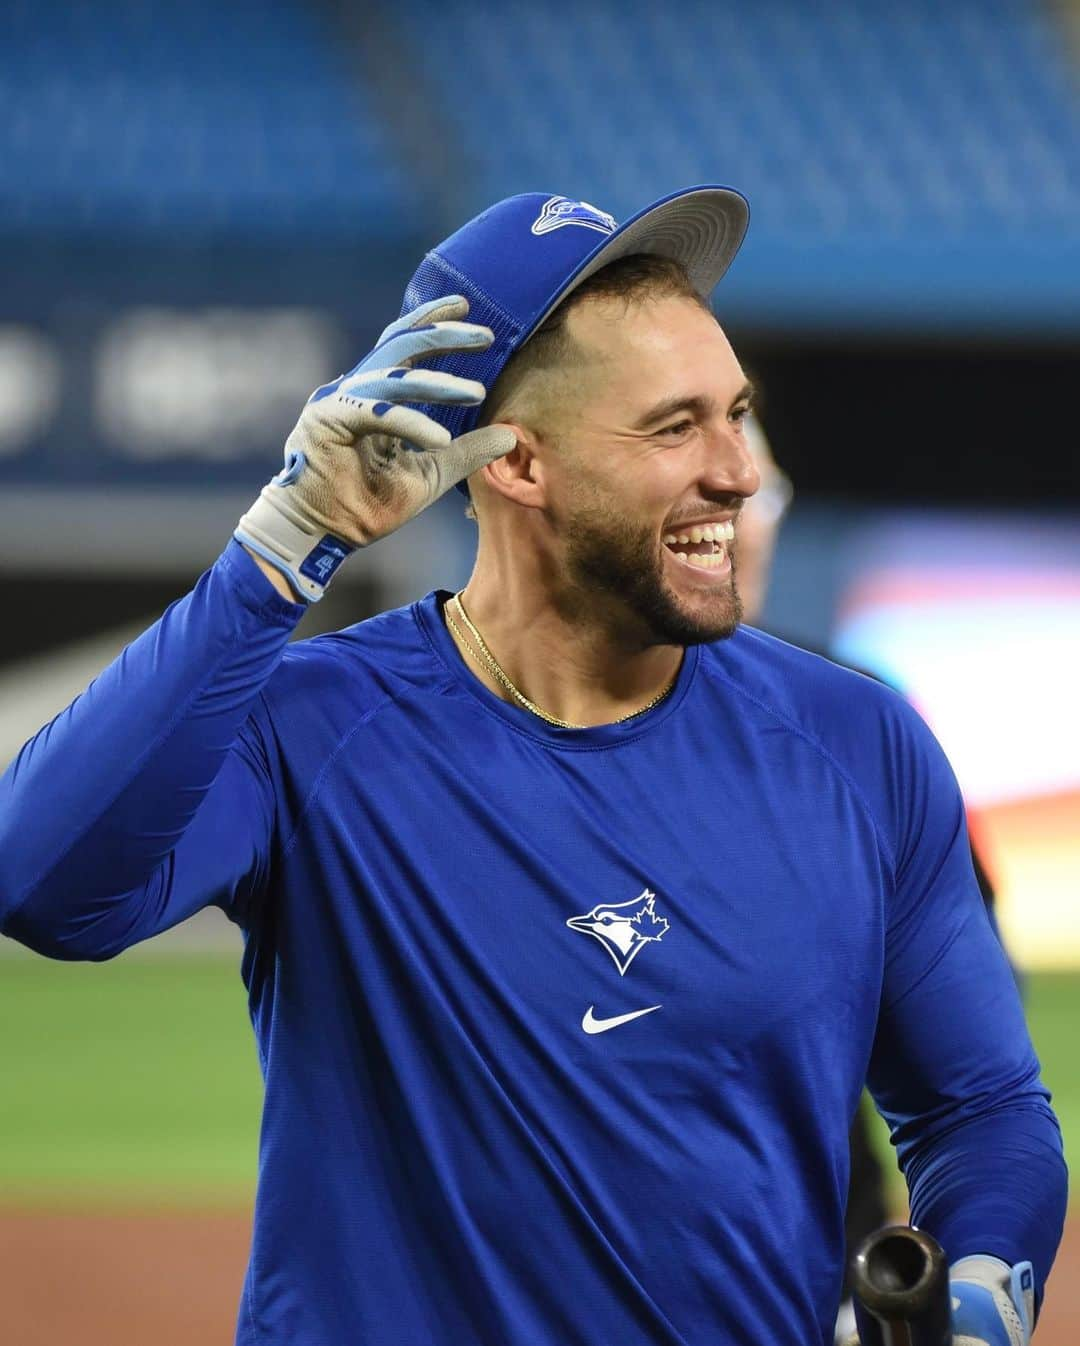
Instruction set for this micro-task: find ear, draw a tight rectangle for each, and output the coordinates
[477,422,548,509]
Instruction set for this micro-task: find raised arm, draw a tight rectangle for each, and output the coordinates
[0,295,513,961]
[0,545,303,958]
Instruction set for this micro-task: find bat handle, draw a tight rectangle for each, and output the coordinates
[850,1225,952,1346]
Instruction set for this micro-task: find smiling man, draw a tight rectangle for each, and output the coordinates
[443,251,758,727]
[0,189,1066,1346]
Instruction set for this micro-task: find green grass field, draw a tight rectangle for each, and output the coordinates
[0,954,261,1206]
[0,954,1076,1208]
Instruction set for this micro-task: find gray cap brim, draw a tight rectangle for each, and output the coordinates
[529,185,749,336]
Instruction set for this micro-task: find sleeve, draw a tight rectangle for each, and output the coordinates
[0,540,307,960]
[864,699,1068,1306]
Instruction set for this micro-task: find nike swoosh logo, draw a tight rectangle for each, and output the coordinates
[581,1004,662,1034]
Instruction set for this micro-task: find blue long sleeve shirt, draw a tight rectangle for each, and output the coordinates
[0,541,1067,1346]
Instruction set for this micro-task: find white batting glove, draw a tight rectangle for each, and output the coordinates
[236,295,515,601]
[949,1256,1034,1346]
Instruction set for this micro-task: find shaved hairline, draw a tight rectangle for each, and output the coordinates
[480,254,712,432]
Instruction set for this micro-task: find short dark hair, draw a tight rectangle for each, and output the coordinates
[483,252,707,426]
[465,253,709,515]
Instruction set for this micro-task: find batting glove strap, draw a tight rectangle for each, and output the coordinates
[950,1256,1034,1346]
[236,467,356,603]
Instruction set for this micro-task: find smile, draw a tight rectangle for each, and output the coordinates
[662,520,734,572]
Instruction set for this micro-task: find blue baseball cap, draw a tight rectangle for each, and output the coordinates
[398,186,749,492]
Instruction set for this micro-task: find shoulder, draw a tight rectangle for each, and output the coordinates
[259,596,449,728]
[702,626,959,851]
[701,623,912,743]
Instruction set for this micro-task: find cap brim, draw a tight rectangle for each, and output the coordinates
[527,185,749,340]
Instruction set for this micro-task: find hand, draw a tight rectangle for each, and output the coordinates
[949,1256,1034,1346]
[839,1257,1034,1346]
[235,296,515,601]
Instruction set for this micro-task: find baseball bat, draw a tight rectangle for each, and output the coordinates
[850,1225,952,1346]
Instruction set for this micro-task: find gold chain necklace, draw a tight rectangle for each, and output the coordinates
[445,591,678,730]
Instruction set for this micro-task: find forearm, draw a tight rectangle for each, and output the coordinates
[0,541,305,953]
[1,290,508,955]
[904,1102,1067,1307]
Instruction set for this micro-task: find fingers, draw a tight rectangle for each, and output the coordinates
[333,397,451,454]
[406,296,470,328]
[375,295,469,345]
[341,367,486,408]
[371,319,494,371]
[433,424,517,489]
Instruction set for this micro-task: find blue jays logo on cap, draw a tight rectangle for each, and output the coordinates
[530,196,618,238]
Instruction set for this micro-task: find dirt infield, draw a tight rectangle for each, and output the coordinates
[0,1209,251,1346]
[2,1208,1078,1344]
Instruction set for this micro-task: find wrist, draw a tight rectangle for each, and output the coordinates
[241,544,302,602]
[235,486,354,602]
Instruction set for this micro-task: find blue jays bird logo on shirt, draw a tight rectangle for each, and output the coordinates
[565,888,670,975]
[531,196,618,237]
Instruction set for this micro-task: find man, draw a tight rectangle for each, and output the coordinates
[0,189,1066,1346]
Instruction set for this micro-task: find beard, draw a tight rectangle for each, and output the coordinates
[557,499,743,647]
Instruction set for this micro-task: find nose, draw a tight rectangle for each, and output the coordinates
[698,421,761,500]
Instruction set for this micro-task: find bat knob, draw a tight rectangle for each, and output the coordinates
[850,1225,952,1346]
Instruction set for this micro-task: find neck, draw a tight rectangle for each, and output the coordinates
[446,560,683,729]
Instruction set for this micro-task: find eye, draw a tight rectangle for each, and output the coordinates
[659,419,694,437]
[729,403,750,426]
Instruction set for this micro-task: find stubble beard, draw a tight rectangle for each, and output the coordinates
[560,505,743,647]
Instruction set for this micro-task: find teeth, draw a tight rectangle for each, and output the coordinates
[686,548,728,570]
[662,522,735,553]
[675,551,689,564]
[666,521,735,544]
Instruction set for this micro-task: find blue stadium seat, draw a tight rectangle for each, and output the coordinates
[0,0,417,238]
[398,0,1080,244]
[3,0,1078,325]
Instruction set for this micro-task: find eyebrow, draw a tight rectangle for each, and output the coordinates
[631,381,755,430]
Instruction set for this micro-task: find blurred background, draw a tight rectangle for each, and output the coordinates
[0,0,1077,1341]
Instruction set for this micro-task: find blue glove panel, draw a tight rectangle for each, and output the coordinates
[950,1260,1033,1346]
